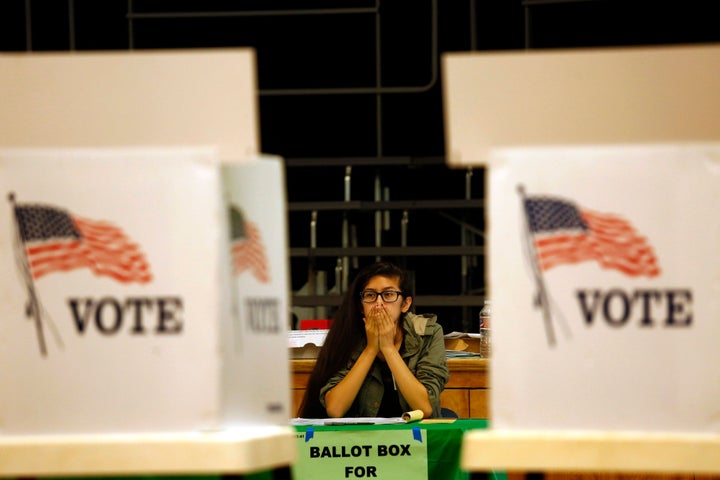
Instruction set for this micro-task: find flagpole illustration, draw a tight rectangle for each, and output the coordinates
[8,193,48,356]
[517,185,556,347]
[9,195,152,356]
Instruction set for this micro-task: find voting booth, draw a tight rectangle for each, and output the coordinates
[0,50,291,435]
[442,44,720,435]
[486,144,720,432]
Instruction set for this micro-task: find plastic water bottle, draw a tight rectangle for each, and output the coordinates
[479,300,491,329]
[479,300,491,358]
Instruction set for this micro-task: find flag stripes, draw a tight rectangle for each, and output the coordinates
[525,196,660,278]
[15,205,152,284]
[231,219,270,283]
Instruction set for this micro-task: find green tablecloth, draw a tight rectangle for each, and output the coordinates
[293,419,504,480]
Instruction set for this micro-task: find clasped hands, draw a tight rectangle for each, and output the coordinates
[363,304,402,357]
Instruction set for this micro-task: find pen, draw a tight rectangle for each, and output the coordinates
[324,421,375,425]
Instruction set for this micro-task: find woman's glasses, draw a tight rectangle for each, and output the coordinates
[360,290,403,303]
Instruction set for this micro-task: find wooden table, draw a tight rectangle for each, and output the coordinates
[291,357,489,418]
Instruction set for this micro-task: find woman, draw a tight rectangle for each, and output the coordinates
[298,261,449,419]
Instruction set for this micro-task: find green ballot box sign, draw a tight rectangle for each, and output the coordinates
[293,429,428,479]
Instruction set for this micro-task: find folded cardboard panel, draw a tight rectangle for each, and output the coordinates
[489,144,720,432]
[0,49,259,160]
[443,44,720,166]
[0,148,289,434]
[221,156,291,426]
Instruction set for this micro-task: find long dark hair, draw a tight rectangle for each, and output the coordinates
[297,261,413,418]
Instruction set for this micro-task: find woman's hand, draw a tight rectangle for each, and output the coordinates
[363,312,380,355]
[370,303,400,353]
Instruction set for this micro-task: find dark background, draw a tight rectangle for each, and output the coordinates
[3,0,718,332]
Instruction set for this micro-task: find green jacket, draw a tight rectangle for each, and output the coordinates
[319,312,450,418]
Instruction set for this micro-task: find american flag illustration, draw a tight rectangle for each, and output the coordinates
[229,206,270,283]
[10,198,153,356]
[523,195,660,278]
[519,190,661,347]
[14,203,153,283]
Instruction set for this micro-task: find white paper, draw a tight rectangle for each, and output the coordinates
[291,417,407,426]
[289,329,329,348]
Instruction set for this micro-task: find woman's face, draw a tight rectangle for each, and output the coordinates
[360,274,412,323]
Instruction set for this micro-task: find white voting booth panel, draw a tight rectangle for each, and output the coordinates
[442,44,720,167]
[489,145,720,432]
[0,49,259,160]
[0,50,290,435]
[0,149,291,434]
[442,45,720,433]
[221,157,291,427]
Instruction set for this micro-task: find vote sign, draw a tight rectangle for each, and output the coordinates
[489,144,720,433]
[0,148,290,434]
